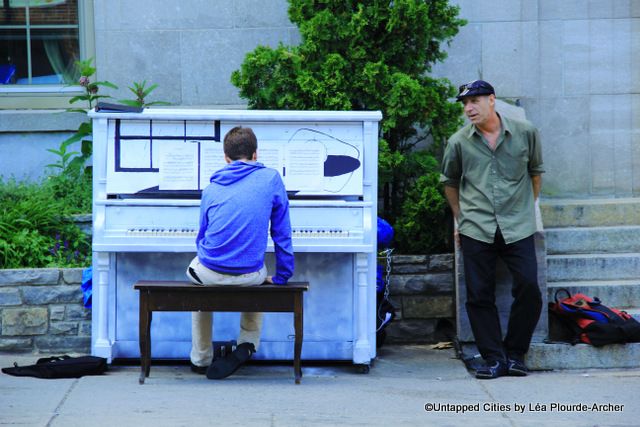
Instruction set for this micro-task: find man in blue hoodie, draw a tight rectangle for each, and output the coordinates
[186,126,294,379]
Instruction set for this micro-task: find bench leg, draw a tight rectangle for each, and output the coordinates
[145,311,152,377]
[138,296,151,384]
[294,293,303,384]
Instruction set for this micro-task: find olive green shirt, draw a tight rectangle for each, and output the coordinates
[441,115,544,244]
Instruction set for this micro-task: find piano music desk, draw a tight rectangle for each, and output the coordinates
[134,281,309,384]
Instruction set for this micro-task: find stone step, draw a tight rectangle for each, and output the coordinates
[462,340,640,370]
[546,253,640,282]
[545,225,640,254]
[527,341,640,370]
[547,280,640,308]
[541,197,640,228]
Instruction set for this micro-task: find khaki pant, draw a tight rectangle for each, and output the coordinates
[186,256,267,367]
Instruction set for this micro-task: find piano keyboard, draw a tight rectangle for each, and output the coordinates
[96,201,370,252]
[125,227,350,238]
[127,227,197,237]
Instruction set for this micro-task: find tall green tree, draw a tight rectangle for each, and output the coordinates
[232,0,465,253]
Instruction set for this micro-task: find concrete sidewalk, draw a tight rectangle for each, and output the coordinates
[1,345,638,427]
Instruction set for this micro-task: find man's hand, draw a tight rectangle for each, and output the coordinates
[264,276,274,284]
[453,219,460,248]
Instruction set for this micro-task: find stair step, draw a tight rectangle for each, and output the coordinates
[527,342,640,370]
[541,198,640,228]
[547,280,640,307]
[545,226,640,254]
[547,253,640,282]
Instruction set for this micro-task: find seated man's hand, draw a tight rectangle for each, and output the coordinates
[263,276,274,284]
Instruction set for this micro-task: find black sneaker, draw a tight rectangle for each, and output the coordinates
[475,360,508,380]
[190,362,208,375]
[507,358,528,377]
[206,342,255,380]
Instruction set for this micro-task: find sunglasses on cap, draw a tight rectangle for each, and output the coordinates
[456,80,495,100]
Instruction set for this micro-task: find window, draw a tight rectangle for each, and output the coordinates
[0,0,93,109]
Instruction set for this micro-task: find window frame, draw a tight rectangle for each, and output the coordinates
[0,0,94,109]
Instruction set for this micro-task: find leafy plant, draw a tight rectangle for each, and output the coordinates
[46,169,93,215]
[231,0,465,253]
[118,80,171,108]
[394,154,449,253]
[67,58,118,113]
[0,178,91,268]
[46,122,92,174]
[53,58,117,180]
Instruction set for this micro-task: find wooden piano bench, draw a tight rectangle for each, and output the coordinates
[133,280,309,384]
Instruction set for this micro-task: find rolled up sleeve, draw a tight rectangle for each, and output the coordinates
[528,128,545,175]
[441,139,461,187]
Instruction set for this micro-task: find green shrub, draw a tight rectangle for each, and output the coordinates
[231,0,465,254]
[394,154,448,253]
[45,167,93,216]
[0,178,91,269]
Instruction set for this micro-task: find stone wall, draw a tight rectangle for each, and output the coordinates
[384,254,455,344]
[0,257,455,354]
[0,268,90,354]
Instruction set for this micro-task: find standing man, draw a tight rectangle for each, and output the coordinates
[441,80,544,379]
[186,126,294,380]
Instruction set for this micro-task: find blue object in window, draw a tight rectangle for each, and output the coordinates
[81,267,92,309]
[0,65,16,84]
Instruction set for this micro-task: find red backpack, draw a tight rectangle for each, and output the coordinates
[549,289,640,346]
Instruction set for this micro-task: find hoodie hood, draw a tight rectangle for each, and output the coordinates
[210,161,265,186]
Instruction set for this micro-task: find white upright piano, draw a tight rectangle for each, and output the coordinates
[89,109,381,368]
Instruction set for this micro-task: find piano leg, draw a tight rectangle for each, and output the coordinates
[93,252,113,361]
[353,253,372,365]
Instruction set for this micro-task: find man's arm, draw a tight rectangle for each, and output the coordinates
[270,177,295,285]
[444,185,461,222]
[444,185,461,245]
[531,174,542,200]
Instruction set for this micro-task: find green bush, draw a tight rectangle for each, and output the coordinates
[394,153,448,253]
[0,178,91,268]
[231,0,465,254]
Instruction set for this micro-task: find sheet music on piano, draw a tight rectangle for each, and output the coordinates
[89,109,381,367]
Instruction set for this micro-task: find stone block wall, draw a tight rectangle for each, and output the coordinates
[383,254,455,344]
[0,268,90,354]
[0,257,455,354]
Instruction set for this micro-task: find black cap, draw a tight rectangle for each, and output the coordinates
[456,80,495,101]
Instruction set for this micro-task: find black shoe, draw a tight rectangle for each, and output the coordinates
[190,362,208,375]
[507,358,528,377]
[475,360,508,380]
[206,343,255,380]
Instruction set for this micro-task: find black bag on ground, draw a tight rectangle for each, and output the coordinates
[549,288,640,346]
[2,355,107,379]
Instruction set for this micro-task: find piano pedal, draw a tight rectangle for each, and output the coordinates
[212,340,237,360]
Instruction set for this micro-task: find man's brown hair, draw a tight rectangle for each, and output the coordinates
[223,126,257,161]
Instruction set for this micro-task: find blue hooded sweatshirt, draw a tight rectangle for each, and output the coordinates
[196,161,294,285]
